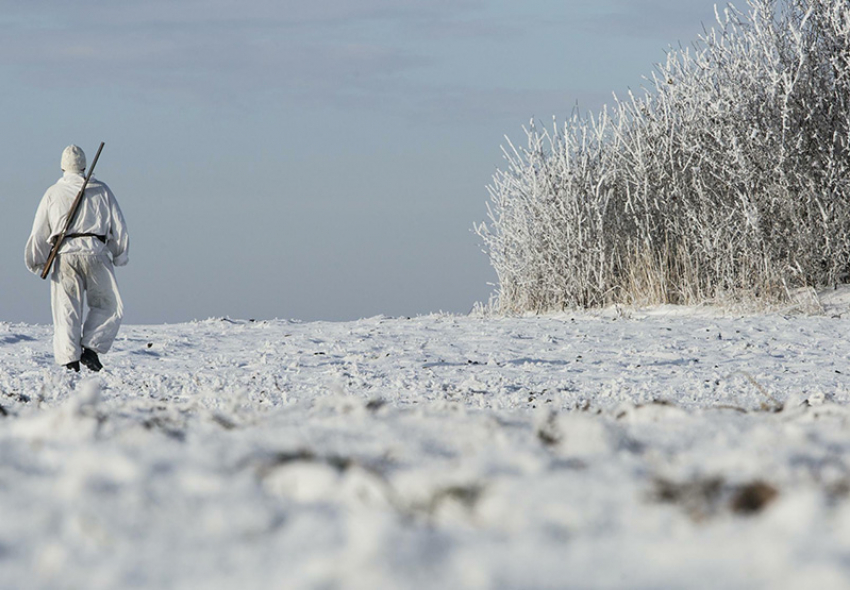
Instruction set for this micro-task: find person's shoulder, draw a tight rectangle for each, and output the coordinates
[87,177,114,195]
[42,177,65,200]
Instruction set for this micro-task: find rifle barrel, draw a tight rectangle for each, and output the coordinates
[40,142,105,280]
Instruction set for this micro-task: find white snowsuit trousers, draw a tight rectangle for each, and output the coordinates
[51,253,124,366]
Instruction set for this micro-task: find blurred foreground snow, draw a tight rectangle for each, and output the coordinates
[3,304,850,589]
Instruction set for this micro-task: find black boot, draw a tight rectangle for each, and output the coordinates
[65,360,80,372]
[81,348,103,372]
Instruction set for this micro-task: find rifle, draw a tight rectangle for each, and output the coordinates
[40,142,105,279]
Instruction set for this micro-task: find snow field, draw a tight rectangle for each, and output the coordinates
[2,310,850,589]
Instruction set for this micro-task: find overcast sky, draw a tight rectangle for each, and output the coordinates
[1,0,723,324]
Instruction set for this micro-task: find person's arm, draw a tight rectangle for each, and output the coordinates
[24,193,54,275]
[106,187,129,266]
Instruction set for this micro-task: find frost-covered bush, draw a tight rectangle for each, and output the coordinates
[477,0,850,312]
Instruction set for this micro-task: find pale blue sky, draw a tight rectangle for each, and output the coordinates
[2,0,721,324]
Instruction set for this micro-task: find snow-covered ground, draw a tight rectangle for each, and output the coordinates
[4,298,850,589]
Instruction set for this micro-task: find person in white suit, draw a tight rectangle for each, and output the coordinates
[25,145,130,372]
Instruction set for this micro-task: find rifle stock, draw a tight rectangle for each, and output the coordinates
[40,142,105,280]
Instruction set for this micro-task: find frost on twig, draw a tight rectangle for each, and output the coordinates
[478,0,850,313]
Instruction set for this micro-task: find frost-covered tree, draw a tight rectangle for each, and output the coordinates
[477,0,850,313]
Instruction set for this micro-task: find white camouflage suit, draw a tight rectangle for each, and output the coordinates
[25,145,129,366]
